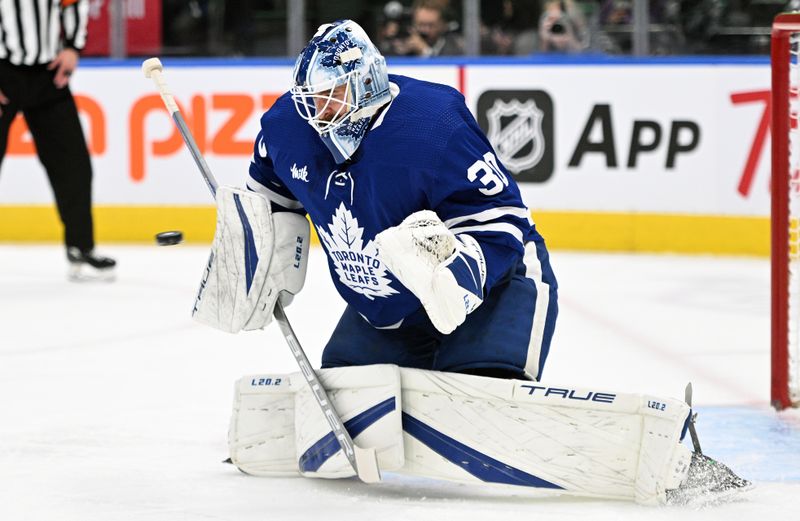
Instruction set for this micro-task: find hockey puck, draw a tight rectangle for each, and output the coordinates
[156,231,183,246]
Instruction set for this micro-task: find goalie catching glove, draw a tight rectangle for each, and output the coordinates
[192,186,310,333]
[375,210,487,335]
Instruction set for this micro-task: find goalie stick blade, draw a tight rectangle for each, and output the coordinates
[354,446,381,483]
[684,382,703,454]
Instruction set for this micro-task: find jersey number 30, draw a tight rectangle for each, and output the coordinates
[467,152,509,196]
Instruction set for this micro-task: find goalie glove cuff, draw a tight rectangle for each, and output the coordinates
[443,233,486,303]
[242,211,310,331]
[428,233,486,333]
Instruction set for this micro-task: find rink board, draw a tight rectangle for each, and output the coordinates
[0,205,768,256]
[0,57,772,255]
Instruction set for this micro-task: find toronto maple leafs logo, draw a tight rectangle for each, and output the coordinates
[316,203,398,300]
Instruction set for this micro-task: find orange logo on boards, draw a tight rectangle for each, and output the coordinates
[129,93,278,181]
[8,92,280,183]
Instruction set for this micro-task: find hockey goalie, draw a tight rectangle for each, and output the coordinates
[190,19,750,506]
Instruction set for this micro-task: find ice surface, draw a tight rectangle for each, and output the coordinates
[1,245,798,520]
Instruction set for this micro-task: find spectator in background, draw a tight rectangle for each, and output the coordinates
[380,0,463,56]
[0,0,115,281]
[600,0,683,54]
[539,0,587,53]
[378,1,415,55]
[162,0,211,55]
[480,0,516,55]
[480,0,540,55]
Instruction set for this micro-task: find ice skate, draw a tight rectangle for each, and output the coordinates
[664,383,751,505]
[67,247,116,282]
[666,451,752,505]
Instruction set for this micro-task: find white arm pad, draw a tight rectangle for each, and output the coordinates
[192,186,310,333]
[375,210,487,334]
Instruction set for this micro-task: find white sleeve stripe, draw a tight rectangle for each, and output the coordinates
[62,6,75,46]
[444,206,531,228]
[452,223,524,245]
[246,178,304,210]
[74,0,89,49]
[21,1,37,65]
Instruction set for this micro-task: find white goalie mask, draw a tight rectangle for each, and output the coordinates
[291,20,392,163]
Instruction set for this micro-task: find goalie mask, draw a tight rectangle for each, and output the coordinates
[291,20,392,164]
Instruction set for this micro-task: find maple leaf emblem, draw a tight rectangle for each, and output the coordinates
[316,203,399,300]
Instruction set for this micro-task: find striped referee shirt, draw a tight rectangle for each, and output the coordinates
[0,0,88,66]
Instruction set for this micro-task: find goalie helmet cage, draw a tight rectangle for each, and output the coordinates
[772,12,800,409]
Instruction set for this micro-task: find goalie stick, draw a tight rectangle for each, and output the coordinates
[141,57,380,484]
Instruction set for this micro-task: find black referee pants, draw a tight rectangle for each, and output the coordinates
[0,60,94,251]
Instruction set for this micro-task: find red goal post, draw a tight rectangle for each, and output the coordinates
[772,12,800,409]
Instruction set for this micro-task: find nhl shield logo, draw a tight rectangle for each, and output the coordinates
[487,99,545,174]
[477,90,554,183]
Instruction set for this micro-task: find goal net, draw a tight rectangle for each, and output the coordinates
[772,12,800,409]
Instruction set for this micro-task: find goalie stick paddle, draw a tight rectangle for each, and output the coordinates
[273,303,380,482]
[141,57,381,484]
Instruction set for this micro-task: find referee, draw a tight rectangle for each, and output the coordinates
[0,0,115,281]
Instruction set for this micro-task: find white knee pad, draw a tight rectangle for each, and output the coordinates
[228,365,405,478]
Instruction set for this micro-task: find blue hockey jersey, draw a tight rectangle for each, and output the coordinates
[247,74,548,328]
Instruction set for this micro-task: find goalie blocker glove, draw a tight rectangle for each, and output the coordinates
[192,186,310,333]
[376,210,487,334]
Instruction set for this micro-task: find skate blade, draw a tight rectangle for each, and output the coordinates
[68,264,116,283]
[667,478,754,506]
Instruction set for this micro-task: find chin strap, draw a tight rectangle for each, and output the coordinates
[349,98,390,122]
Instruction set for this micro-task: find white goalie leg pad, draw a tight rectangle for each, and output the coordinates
[398,369,692,505]
[228,366,690,504]
[295,365,405,479]
[192,186,310,333]
[228,365,405,478]
[228,373,298,476]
